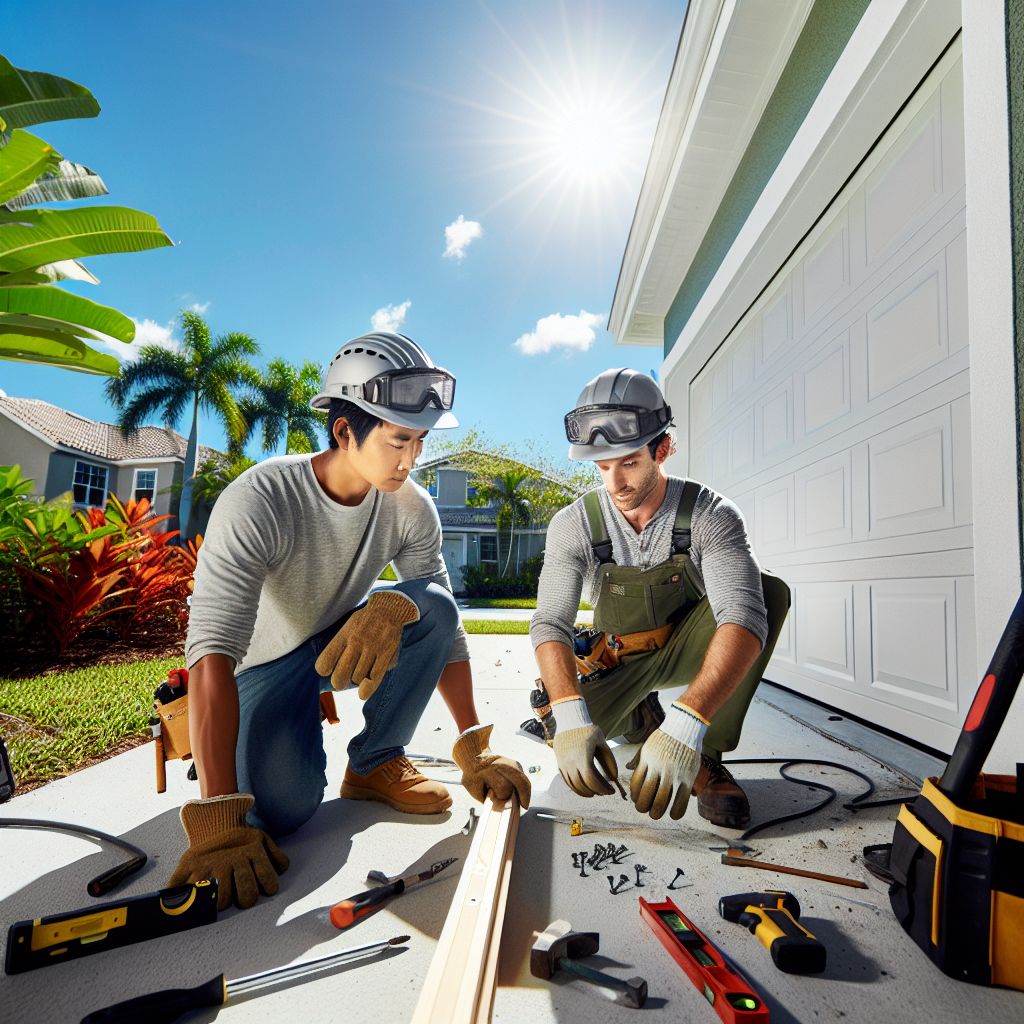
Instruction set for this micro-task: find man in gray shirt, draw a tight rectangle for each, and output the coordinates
[172,332,530,911]
[530,368,789,828]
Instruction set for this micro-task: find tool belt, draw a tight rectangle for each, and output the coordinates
[888,773,1024,990]
[574,623,676,677]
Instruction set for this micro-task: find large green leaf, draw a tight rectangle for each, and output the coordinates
[0,55,99,136]
[0,129,61,206]
[0,258,99,286]
[0,329,119,375]
[0,286,133,341]
[3,158,107,211]
[0,206,172,274]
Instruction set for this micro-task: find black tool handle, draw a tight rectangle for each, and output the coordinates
[330,879,405,928]
[80,975,225,1023]
[939,591,1024,801]
[739,907,827,975]
[558,958,648,1009]
[87,855,148,897]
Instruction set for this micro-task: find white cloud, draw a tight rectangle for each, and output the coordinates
[371,301,411,333]
[187,301,210,314]
[443,215,483,261]
[98,317,181,363]
[513,310,605,356]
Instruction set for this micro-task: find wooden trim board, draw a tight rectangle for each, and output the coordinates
[411,796,521,1024]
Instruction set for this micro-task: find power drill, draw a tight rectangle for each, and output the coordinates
[718,890,827,974]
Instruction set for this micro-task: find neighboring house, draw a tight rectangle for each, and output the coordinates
[609,0,1022,769]
[413,452,562,593]
[0,396,221,535]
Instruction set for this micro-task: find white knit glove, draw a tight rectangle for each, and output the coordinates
[629,703,708,821]
[551,697,618,797]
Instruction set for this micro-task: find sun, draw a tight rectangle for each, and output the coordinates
[538,91,635,187]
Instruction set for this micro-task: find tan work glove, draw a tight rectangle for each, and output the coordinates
[315,590,420,700]
[168,793,289,911]
[550,696,618,797]
[629,702,707,820]
[452,724,532,809]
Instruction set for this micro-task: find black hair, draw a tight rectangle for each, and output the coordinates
[327,398,383,449]
[647,431,669,458]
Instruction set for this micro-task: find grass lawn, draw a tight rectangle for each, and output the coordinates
[462,619,530,634]
[463,598,593,611]
[0,656,183,790]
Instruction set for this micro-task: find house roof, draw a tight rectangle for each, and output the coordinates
[438,507,499,528]
[0,396,221,464]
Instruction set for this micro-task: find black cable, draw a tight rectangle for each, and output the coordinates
[0,818,148,896]
[721,757,917,842]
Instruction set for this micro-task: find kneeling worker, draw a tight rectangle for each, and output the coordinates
[530,368,789,827]
[175,332,530,910]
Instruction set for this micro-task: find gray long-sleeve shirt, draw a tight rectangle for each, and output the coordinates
[530,476,768,651]
[185,454,469,674]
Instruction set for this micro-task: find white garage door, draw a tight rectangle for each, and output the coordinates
[686,44,972,751]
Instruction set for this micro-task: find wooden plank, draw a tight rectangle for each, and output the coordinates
[411,796,521,1024]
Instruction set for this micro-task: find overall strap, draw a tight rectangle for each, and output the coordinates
[672,480,700,557]
[583,490,615,565]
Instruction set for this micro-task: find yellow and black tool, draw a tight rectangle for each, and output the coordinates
[719,890,827,975]
[4,881,218,975]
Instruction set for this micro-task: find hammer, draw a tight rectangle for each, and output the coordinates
[530,920,648,1009]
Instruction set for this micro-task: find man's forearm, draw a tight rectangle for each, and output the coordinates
[677,623,762,720]
[535,640,581,702]
[189,653,241,797]
[437,659,480,734]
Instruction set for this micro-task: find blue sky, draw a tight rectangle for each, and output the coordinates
[2,1,682,469]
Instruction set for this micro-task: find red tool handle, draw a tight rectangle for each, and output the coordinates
[330,880,405,928]
[939,590,1024,801]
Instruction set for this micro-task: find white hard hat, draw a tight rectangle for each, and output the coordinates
[565,368,672,460]
[311,332,458,430]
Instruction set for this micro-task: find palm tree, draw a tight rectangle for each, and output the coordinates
[105,310,258,537]
[237,358,325,456]
[475,469,533,576]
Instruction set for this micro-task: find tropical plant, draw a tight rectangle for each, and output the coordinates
[0,53,171,375]
[473,469,533,576]
[171,453,255,507]
[105,309,258,537]
[238,357,324,455]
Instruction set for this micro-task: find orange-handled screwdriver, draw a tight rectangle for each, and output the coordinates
[330,857,457,928]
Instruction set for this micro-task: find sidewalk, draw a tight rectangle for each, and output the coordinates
[2,636,1020,1023]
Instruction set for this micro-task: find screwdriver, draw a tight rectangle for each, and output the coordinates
[80,934,410,1023]
[719,890,827,974]
[330,856,457,928]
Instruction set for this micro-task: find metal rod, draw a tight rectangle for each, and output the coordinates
[228,935,410,997]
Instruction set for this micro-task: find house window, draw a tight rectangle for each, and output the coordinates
[466,483,477,505]
[133,468,157,503]
[480,534,498,573]
[426,475,438,498]
[72,460,109,508]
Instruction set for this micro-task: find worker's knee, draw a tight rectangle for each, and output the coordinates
[393,580,459,638]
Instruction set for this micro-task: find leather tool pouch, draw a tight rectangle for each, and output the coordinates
[888,773,1024,990]
[156,694,192,762]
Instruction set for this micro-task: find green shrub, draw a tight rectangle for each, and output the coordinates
[461,553,543,598]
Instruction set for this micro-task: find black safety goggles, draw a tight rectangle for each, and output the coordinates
[564,403,672,446]
[360,368,456,413]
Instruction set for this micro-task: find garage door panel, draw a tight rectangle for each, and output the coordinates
[866,252,948,400]
[870,578,959,714]
[867,406,953,538]
[795,582,856,686]
[682,45,972,749]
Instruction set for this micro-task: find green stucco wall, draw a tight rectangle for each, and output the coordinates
[663,0,871,354]
[1009,0,1024,580]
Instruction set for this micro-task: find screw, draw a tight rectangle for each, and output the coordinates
[609,844,630,864]
[667,867,688,890]
[634,864,649,887]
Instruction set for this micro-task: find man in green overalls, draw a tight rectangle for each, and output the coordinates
[530,368,790,827]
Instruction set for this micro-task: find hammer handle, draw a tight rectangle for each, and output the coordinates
[720,854,867,889]
[558,958,647,1007]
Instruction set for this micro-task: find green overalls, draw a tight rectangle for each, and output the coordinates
[578,483,791,760]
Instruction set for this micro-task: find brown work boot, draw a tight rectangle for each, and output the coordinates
[693,755,750,829]
[341,755,453,814]
[621,692,666,744]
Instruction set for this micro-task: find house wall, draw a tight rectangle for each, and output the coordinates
[663,0,871,354]
[1008,0,1024,573]
[0,419,51,497]
[111,464,174,518]
[437,467,468,506]
[45,449,104,503]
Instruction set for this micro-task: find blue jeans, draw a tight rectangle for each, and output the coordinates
[234,580,459,836]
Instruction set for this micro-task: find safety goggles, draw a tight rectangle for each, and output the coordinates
[357,368,456,413]
[564,403,672,446]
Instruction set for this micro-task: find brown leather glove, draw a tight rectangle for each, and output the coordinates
[452,724,531,809]
[315,591,420,700]
[168,793,289,911]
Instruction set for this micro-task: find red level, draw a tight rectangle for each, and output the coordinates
[639,895,769,1024]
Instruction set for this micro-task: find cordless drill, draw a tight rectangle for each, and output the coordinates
[719,890,827,974]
